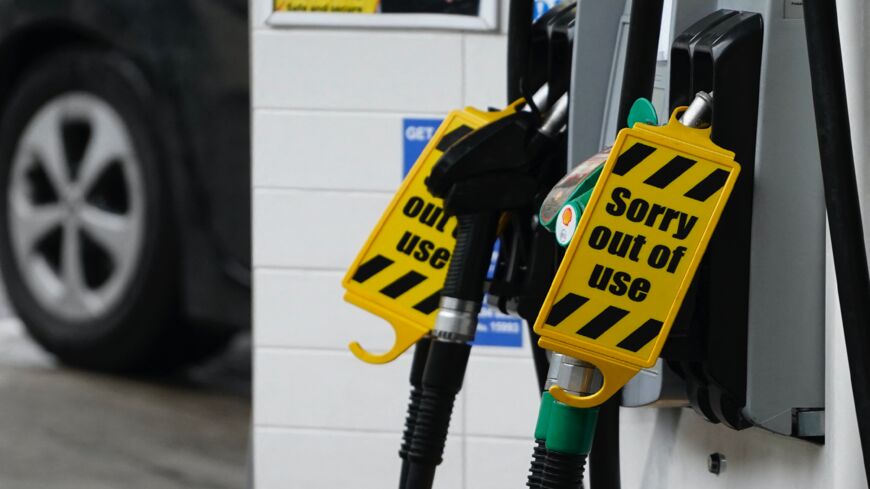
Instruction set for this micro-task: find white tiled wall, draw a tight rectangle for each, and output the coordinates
[251,3,542,488]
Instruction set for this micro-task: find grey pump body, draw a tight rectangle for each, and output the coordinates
[566,0,825,438]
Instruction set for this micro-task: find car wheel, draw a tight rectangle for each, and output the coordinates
[0,49,224,372]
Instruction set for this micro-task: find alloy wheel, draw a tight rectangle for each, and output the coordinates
[8,93,145,321]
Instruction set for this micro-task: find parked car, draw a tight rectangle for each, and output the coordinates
[0,0,250,371]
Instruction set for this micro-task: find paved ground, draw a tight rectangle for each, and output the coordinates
[0,318,251,489]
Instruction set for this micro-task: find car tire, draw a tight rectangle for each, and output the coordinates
[0,48,228,372]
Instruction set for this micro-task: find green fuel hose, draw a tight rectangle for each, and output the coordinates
[527,391,599,489]
[527,392,556,488]
[543,402,598,489]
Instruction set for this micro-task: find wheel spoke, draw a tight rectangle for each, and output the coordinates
[78,204,133,263]
[77,108,127,193]
[10,202,64,251]
[60,220,86,307]
[27,106,69,194]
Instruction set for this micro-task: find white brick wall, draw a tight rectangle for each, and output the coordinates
[251,3,542,488]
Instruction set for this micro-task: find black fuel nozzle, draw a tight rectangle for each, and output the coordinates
[426,111,541,213]
[401,95,570,489]
[427,94,568,214]
[424,95,568,307]
[398,336,432,489]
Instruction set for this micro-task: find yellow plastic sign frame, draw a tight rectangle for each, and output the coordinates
[534,109,741,408]
[343,102,523,364]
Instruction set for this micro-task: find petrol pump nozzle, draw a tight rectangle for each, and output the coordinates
[526,93,717,489]
[528,354,565,488]
[401,93,571,489]
[547,90,715,409]
[426,100,570,219]
[393,84,558,489]
[528,354,602,489]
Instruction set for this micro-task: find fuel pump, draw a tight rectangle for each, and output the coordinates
[530,0,819,476]
[533,0,862,484]
[527,92,738,489]
[336,0,868,485]
[613,4,827,443]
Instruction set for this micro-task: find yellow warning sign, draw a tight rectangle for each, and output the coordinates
[343,103,522,364]
[533,109,740,407]
[274,0,378,13]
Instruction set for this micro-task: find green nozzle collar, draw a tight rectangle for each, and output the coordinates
[534,391,556,439]
[545,403,599,455]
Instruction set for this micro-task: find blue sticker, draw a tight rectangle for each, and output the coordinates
[402,118,524,348]
[403,119,442,176]
[475,240,525,348]
[534,0,562,20]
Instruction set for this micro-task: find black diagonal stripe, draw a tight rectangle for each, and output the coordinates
[684,168,729,202]
[616,319,664,352]
[352,255,394,283]
[436,125,474,151]
[612,143,656,176]
[545,293,589,326]
[413,290,441,315]
[380,271,427,299]
[577,306,630,339]
[643,155,697,189]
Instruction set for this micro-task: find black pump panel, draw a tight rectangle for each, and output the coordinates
[526,2,578,106]
[662,10,763,431]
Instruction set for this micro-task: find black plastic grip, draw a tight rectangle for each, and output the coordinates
[405,340,472,489]
[507,0,534,102]
[399,338,433,489]
[616,0,664,132]
[442,213,499,302]
[541,451,588,489]
[527,438,548,489]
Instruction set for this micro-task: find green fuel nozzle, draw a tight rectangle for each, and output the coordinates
[528,353,601,489]
[526,98,659,489]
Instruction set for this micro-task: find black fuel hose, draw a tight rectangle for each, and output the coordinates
[541,452,587,489]
[616,0,664,132]
[592,2,665,487]
[803,0,870,484]
[586,4,665,488]
[399,337,433,489]
[405,213,499,489]
[528,438,548,488]
[508,0,535,102]
[589,0,664,489]
[405,339,472,489]
[442,214,500,301]
[589,396,620,489]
